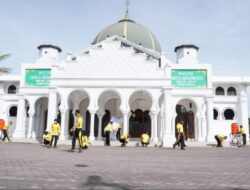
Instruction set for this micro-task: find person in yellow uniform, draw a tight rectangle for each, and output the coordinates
[2,121,12,142]
[69,110,83,152]
[173,121,185,150]
[240,125,246,146]
[141,132,150,147]
[49,119,61,148]
[120,134,129,147]
[104,121,113,146]
[116,121,123,141]
[43,131,51,146]
[81,131,90,149]
[214,134,227,147]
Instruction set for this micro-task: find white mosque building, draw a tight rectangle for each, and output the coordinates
[0,11,249,147]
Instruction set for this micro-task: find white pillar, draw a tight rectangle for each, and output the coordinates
[201,116,206,140]
[89,110,96,141]
[97,114,104,140]
[46,90,58,131]
[197,116,202,141]
[150,110,159,143]
[240,94,249,141]
[27,112,35,138]
[162,88,175,147]
[122,111,129,135]
[171,113,177,141]
[59,108,68,140]
[206,96,214,142]
[13,97,26,138]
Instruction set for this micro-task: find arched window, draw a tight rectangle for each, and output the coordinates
[8,85,17,94]
[227,87,237,96]
[213,109,218,120]
[215,87,225,95]
[223,109,235,120]
[9,106,17,117]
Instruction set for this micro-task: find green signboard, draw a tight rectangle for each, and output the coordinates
[25,69,51,87]
[171,69,207,88]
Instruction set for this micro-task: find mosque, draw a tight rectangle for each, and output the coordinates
[0,9,249,147]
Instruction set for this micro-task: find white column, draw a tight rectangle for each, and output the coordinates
[46,90,58,131]
[27,112,35,138]
[162,88,175,147]
[201,116,206,140]
[97,114,104,140]
[13,97,26,138]
[171,113,177,140]
[150,110,159,143]
[89,110,96,141]
[59,108,68,140]
[206,96,214,142]
[240,94,249,141]
[197,116,202,141]
[122,111,129,135]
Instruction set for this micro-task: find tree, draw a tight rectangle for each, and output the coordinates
[0,53,11,73]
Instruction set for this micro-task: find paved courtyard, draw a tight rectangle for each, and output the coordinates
[0,143,250,189]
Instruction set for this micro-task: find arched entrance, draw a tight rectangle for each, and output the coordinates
[68,90,90,135]
[98,90,121,139]
[34,97,48,138]
[175,99,197,140]
[129,90,152,138]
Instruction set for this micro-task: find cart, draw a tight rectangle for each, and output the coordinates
[229,133,241,147]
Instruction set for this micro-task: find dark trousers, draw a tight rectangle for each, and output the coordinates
[242,134,246,145]
[141,141,149,147]
[72,128,82,149]
[105,131,110,146]
[50,135,59,147]
[116,128,121,141]
[174,133,184,149]
[44,139,50,145]
[119,138,127,146]
[215,135,222,147]
[2,130,10,142]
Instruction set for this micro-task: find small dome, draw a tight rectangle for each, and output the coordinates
[92,11,162,53]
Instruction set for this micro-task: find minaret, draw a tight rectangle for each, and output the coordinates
[174,44,199,64]
[37,44,62,61]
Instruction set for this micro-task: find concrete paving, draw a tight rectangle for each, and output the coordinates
[0,142,250,189]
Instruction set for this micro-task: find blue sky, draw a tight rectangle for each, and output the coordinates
[1,0,250,115]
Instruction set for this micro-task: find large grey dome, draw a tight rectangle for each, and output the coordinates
[92,11,162,53]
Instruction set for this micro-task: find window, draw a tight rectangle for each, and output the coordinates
[8,85,17,94]
[223,109,235,120]
[213,109,218,120]
[227,87,237,96]
[9,106,17,117]
[215,87,225,95]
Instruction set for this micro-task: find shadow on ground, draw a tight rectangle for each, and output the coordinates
[81,175,133,190]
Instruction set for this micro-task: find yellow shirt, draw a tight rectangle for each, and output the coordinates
[176,123,184,133]
[104,123,113,132]
[120,134,128,140]
[141,133,150,143]
[3,122,10,131]
[76,116,83,129]
[50,123,61,136]
[217,134,225,141]
[43,133,52,141]
[240,128,246,134]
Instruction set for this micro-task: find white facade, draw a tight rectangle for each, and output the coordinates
[1,19,250,147]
